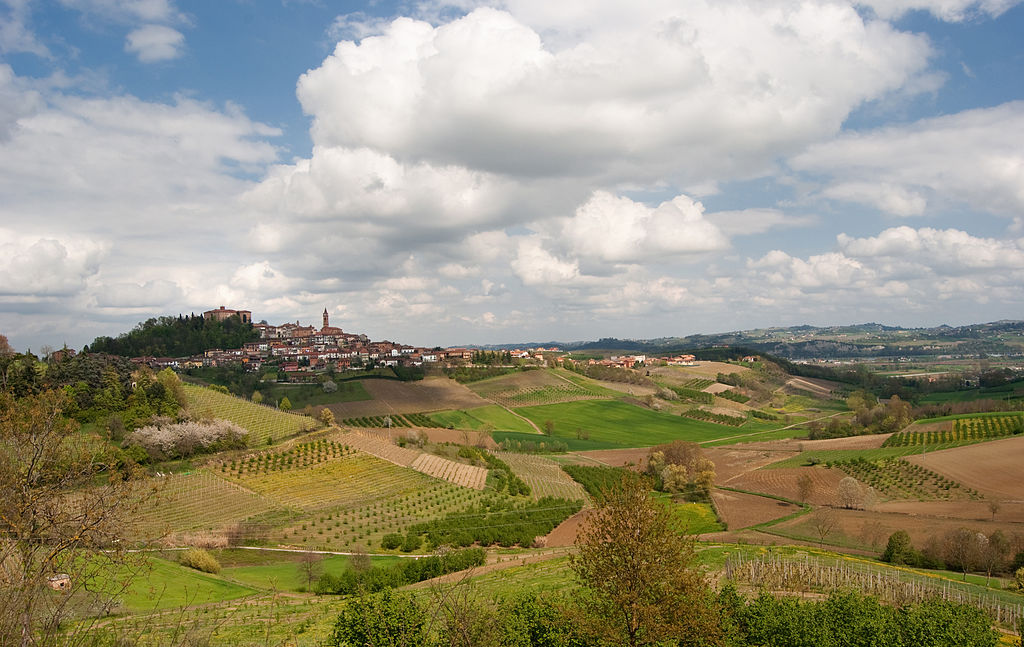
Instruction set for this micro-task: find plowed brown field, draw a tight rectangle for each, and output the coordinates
[327,377,489,417]
[574,448,650,469]
[712,490,800,529]
[906,435,1024,500]
[542,509,593,547]
[874,500,1024,523]
[704,447,796,482]
[772,507,1024,551]
[726,467,848,506]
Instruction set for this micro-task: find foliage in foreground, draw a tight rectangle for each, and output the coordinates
[322,583,998,647]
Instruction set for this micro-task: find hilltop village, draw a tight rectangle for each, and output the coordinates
[133,306,698,378]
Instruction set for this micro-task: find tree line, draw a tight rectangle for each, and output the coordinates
[86,313,259,358]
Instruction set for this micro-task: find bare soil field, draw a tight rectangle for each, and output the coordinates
[904,420,954,433]
[797,434,892,451]
[587,379,659,397]
[704,447,796,482]
[650,362,750,382]
[704,383,734,394]
[906,435,1024,500]
[712,490,800,529]
[772,507,1024,552]
[326,377,489,417]
[726,467,848,507]
[470,369,571,394]
[783,376,840,396]
[574,448,651,469]
[542,509,593,547]
[874,500,1024,524]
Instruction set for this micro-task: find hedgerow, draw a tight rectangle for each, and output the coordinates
[315,547,486,594]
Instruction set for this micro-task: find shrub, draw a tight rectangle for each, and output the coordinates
[401,533,422,552]
[381,533,403,550]
[179,547,221,574]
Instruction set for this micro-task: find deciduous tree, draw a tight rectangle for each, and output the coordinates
[1,389,145,646]
[570,475,722,647]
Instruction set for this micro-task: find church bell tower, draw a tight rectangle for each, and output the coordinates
[322,308,329,330]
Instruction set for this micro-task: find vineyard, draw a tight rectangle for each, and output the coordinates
[225,452,437,510]
[682,409,746,426]
[883,414,1023,447]
[832,457,979,501]
[725,552,1024,629]
[682,378,715,390]
[668,386,714,403]
[273,482,498,550]
[339,431,487,489]
[339,413,446,428]
[410,453,488,489]
[484,383,609,408]
[716,390,750,404]
[183,384,316,444]
[494,451,589,501]
[132,471,280,539]
[213,439,352,477]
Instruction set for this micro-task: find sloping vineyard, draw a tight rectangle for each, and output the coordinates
[226,452,436,510]
[340,413,446,428]
[495,451,589,501]
[183,384,316,444]
[132,471,280,539]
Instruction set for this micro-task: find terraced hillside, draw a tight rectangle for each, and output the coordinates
[183,384,317,444]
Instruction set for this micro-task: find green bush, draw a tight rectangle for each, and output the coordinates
[179,547,221,574]
[381,533,403,550]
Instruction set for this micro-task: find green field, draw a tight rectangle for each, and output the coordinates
[513,400,764,448]
[920,382,1024,404]
[765,444,969,469]
[258,381,371,409]
[700,426,807,447]
[670,501,723,534]
[183,384,318,444]
[429,405,537,434]
[219,551,402,592]
[119,556,257,611]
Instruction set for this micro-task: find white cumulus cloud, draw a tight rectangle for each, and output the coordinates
[125,24,184,62]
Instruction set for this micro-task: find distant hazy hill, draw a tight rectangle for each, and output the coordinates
[480,320,1024,360]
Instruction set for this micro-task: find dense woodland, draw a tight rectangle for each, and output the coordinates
[86,313,259,357]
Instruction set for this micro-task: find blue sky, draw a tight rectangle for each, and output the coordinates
[1,0,1023,352]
